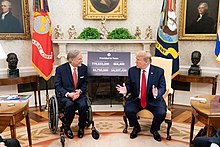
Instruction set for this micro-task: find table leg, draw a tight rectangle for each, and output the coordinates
[212,81,217,95]
[190,113,195,145]
[206,126,214,137]
[34,90,37,107]
[171,90,175,105]
[9,125,16,139]
[25,109,32,146]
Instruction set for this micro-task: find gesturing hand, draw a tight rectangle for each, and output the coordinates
[152,85,158,99]
[116,83,127,95]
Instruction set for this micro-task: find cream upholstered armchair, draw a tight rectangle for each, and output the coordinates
[122,56,173,140]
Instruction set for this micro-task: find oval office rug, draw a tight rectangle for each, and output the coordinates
[1,115,201,147]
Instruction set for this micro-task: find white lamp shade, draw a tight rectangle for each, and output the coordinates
[0,44,7,60]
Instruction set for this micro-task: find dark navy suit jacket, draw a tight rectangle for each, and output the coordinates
[210,131,220,145]
[54,62,88,100]
[125,64,166,108]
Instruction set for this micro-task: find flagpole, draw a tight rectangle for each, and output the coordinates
[44,80,49,110]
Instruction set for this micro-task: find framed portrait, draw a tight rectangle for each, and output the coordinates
[0,0,30,40]
[83,0,127,20]
[179,0,219,40]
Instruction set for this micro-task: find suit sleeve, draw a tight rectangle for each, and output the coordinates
[79,66,88,95]
[54,66,69,98]
[209,138,220,146]
[125,68,132,94]
[157,69,166,99]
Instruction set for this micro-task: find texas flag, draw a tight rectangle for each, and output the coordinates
[32,1,54,81]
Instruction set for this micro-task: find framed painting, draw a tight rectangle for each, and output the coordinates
[0,0,30,40]
[83,0,127,20]
[179,0,219,40]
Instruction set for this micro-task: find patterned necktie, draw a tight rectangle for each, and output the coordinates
[73,67,77,88]
[141,70,147,108]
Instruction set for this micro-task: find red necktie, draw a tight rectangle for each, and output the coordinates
[73,67,77,88]
[141,70,147,108]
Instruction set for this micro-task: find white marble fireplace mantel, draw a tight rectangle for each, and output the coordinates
[52,39,156,65]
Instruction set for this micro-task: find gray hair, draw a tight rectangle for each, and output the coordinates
[198,2,208,10]
[67,50,80,62]
[136,50,152,63]
[2,0,11,9]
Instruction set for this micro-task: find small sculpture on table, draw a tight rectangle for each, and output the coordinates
[54,25,63,39]
[68,25,77,39]
[100,16,109,39]
[135,26,141,39]
[6,53,19,77]
[145,25,152,39]
[188,51,201,75]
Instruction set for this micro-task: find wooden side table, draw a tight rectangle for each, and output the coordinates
[172,71,218,104]
[0,73,42,111]
[190,95,220,145]
[0,102,32,146]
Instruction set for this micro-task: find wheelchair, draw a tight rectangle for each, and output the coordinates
[48,95,99,147]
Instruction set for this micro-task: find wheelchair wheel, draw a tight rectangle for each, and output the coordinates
[48,96,59,134]
[85,106,93,128]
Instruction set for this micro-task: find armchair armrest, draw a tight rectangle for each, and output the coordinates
[163,88,173,109]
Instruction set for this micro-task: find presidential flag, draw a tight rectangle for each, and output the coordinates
[32,0,54,80]
[214,23,220,64]
[155,0,179,78]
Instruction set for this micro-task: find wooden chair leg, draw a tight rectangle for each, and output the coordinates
[165,119,172,140]
[123,114,128,133]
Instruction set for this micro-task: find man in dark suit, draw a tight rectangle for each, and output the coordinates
[193,130,220,147]
[54,50,88,139]
[186,2,215,34]
[0,0,23,33]
[0,134,21,147]
[116,51,166,142]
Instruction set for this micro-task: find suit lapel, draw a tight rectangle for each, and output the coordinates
[135,67,141,93]
[77,66,82,86]
[66,63,74,84]
[147,65,154,92]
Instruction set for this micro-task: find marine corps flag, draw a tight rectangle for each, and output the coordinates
[214,23,220,64]
[32,0,54,81]
[155,0,179,78]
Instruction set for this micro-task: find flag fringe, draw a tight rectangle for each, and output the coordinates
[32,62,54,81]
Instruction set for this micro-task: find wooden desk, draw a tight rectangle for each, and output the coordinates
[0,102,32,146]
[189,95,220,144]
[172,72,218,104]
[0,73,42,111]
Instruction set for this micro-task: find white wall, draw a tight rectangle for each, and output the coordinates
[0,0,219,106]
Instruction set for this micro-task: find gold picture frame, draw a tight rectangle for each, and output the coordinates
[179,0,219,40]
[0,0,30,40]
[83,0,127,20]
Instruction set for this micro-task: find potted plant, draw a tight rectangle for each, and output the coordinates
[77,27,101,40]
[107,28,135,39]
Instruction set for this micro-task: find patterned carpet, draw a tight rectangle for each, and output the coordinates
[1,115,200,147]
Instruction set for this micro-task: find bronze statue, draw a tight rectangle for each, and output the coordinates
[188,51,201,75]
[6,53,19,77]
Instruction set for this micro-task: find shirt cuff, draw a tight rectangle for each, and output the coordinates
[210,143,219,147]
[65,92,70,97]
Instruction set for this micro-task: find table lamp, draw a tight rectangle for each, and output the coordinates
[0,44,7,60]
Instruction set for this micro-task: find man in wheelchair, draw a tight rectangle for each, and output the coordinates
[54,50,88,139]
